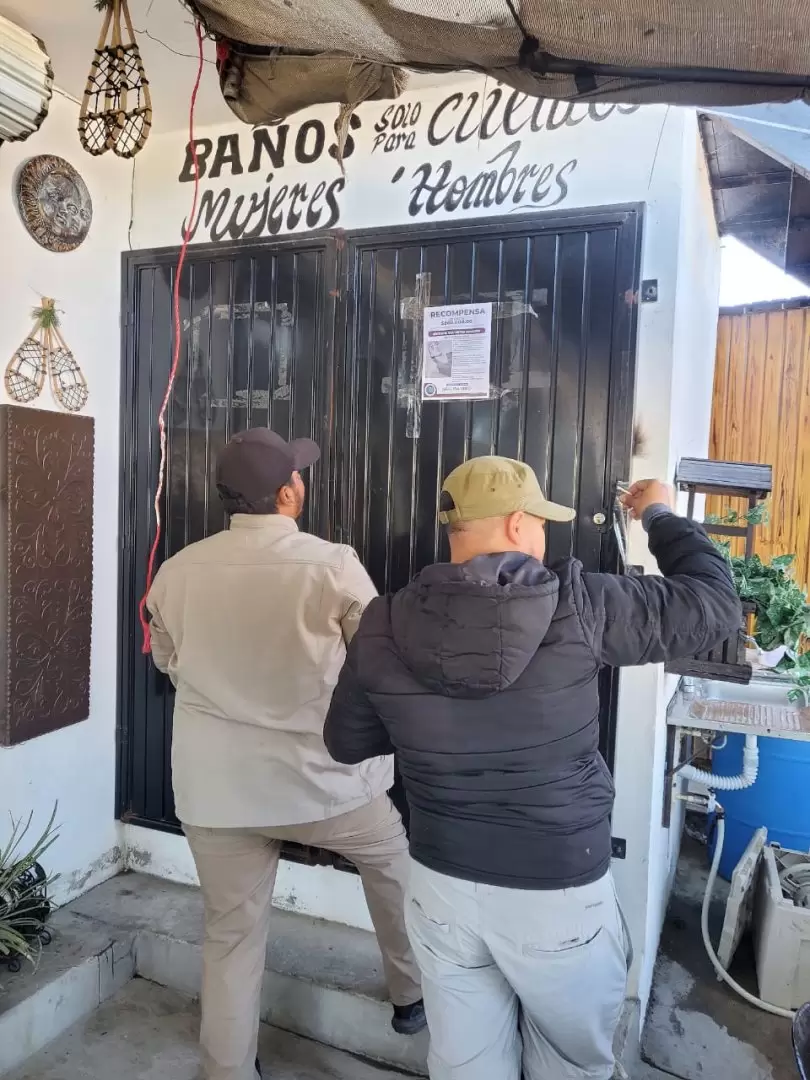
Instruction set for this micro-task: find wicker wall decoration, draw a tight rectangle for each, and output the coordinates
[0,406,94,747]
[16,155,92,253]
[5,300,89,413]
[79,0,152,158]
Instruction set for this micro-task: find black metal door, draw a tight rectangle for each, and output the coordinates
[118,237,339,829]
[337,208,641,768]
[119,206,641,834]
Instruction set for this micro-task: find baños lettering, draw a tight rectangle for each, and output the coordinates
[392,141,577,217]
[179,115,362,182]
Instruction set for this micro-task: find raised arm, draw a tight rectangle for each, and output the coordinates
[577,480,743,669]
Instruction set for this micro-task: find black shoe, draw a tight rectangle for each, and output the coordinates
[255,1058,262,1078]
[391,999,427,1036]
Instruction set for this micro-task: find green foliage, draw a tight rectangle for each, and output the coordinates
[706,504,810,703]
[729,553,810,653]
[31,305,60,332]
[0,808,58,976]
[787,651,810,708]
[705,502,771,528]
[711,542,810,706]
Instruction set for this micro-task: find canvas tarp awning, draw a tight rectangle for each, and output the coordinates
[183,0,810,128]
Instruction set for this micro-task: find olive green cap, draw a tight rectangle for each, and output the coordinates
[439,456,576,525]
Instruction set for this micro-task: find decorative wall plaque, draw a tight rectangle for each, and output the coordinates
[0,406,94,746]
[5,300,89,413]
[16,156,93,253]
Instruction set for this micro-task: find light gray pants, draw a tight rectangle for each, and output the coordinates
[405,861,630,1080]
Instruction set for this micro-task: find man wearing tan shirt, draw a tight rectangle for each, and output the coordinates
[146,428,424,1080]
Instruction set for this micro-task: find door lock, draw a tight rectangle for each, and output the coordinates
[592,512,606,526]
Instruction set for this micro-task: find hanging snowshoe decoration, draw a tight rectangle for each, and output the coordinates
[78,0,152,159]
[4,315,47,405]
[48,327,90,413]
[4,300,89,413]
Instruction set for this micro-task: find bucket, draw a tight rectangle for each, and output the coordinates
[711,733,810,880]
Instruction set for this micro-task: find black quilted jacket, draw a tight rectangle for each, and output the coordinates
[324,512,741,890]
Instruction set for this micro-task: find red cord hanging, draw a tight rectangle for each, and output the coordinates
[138,20,205,654]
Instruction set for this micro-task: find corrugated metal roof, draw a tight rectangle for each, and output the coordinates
[701,113,810,286]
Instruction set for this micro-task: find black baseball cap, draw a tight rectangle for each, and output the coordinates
[215,429,320,512]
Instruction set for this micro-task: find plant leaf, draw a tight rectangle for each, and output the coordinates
[0,804,58,973]
[30,305,60,331]
[729,551,810,701]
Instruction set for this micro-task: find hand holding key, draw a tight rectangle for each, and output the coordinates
[620,479,675,521]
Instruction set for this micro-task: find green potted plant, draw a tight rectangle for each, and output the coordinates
[0,808,58,980]
[708,507,810,705]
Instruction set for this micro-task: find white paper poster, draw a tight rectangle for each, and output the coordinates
[422,303,492,401]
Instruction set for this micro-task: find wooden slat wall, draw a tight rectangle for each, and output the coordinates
[709,303,810,588]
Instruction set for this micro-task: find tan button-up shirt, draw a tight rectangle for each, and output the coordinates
[146,515,392,828]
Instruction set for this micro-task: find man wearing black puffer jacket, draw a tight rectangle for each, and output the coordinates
[324,457,742,1080]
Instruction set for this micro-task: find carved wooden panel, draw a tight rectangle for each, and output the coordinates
[0,406,94,746]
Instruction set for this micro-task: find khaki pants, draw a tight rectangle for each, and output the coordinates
[184,796,422,1080]
[405,861,630,1080]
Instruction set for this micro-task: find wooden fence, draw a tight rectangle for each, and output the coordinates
[709,300,810,589]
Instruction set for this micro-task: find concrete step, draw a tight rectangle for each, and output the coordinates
[0,911,135,1075]
[67,872,428,1075]
[5,978,408,1080]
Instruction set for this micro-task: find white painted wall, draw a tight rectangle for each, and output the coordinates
[0,78,722,1022]
[0,91,130,904]
[611,115,721,1016]
[665,129,721,892]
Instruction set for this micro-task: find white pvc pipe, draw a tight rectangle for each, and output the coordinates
[702,816,795,1019]
[680,733,759,791]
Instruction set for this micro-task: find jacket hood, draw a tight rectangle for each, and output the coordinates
[389,553,560,698]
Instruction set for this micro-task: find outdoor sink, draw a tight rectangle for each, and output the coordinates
[668,674,810,741]
[689,676,795,708]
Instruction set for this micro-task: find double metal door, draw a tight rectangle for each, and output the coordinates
[118,206,641,835]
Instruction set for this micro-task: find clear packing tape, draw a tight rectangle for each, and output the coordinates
[397,272,541,439]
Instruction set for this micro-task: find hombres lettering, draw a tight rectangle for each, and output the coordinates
[393,141,577,217]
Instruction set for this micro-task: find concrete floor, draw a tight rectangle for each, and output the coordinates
[642,834,796,1080]
[4,836,802,1080]
[3,973,678,1080]
[6,978,406,1080]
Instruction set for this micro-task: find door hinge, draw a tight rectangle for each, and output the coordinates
[611,836,627,860]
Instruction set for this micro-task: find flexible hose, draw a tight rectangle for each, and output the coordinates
[137,20,205,654]
[681,734,759,791]
[702,815,795,1019]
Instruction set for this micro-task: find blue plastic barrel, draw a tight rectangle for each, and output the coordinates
[711,733,810,880]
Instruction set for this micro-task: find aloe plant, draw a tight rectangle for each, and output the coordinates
[0,807,59,976]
